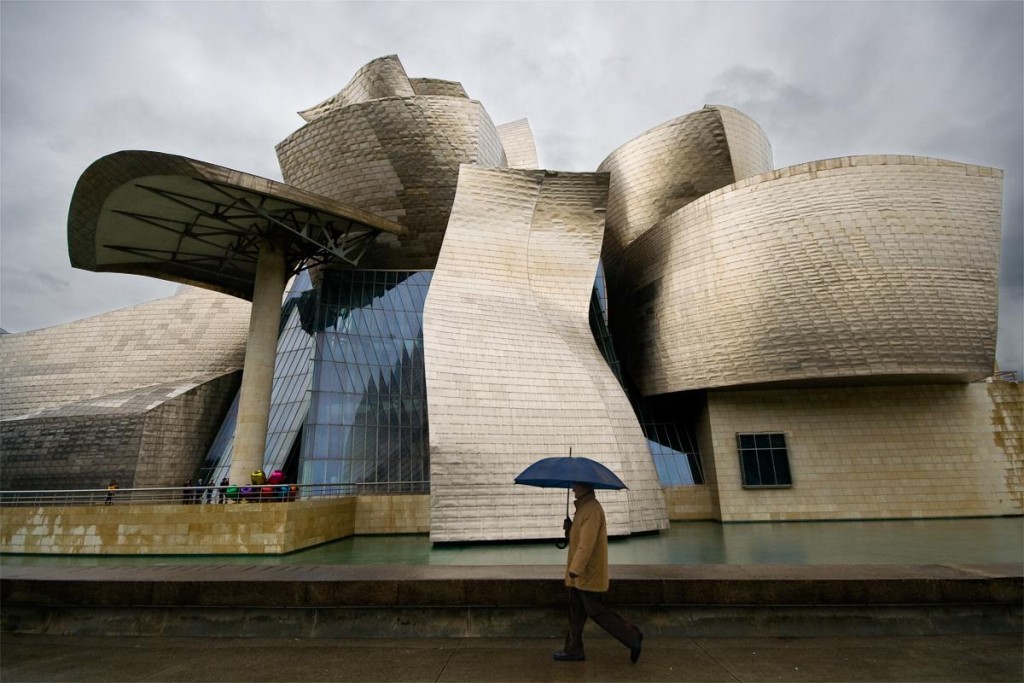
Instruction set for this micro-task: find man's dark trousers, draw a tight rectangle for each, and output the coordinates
[563,587,640,655]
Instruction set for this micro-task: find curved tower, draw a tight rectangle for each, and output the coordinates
[619,156,1003,393]
[276,55,508,270]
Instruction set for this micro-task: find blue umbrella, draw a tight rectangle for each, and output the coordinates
[514,450,627,547]
[514,456,628,491]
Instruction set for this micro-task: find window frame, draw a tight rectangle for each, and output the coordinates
[736,432,793,489]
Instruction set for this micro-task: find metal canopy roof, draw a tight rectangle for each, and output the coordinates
[68,151,407,301]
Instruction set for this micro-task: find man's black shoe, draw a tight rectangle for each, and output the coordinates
[630,630,643,663]
[553,651,585,662]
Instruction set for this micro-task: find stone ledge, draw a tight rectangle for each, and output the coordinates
[3,563,1019,609]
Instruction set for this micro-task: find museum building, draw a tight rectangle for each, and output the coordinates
[1,55,1019,544]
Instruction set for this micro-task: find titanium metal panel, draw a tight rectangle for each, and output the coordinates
[277,58,508,272]
[423,166,669,542]
[597,105,773,277]
[619,156,1004,394]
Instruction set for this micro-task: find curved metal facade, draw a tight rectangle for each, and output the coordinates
[276,58,507,271]
[297,54,416,122]
[597,105,772,272]
[618,156,1004,394]
[496,118,539,170]
[0,287,250,489]
[423,166,668,542]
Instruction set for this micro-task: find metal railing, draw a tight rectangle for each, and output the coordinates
[990,370,1020,383]
[0,481,429,508]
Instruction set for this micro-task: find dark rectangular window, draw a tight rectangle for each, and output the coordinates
[737,432,792,488]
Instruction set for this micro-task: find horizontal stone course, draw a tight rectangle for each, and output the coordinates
[0,495,429,555]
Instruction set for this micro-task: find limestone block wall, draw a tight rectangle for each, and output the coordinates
[423,166,668,542]
[663,486,714,520]
[354,494,430,534]
[0,499,357,555]
[597,105,772,274]
[620,156,1004,394]
[0,495,436,555]
[700,382,1023,522]
[1,500,355,555]
[276,57,508,271]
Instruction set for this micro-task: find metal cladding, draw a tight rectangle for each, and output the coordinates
[297,55,417,122]
[597,105,773,273]
[0,287,250,489]
[496,118,540,169]
[39,54,1011,530]
[276,57,508,271]
[619,156,1004,394]
[67,151,404,301]
[423,166,668,542]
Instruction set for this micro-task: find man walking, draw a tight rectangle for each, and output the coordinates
[553,483,643,663]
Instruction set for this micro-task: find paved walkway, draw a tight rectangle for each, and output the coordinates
[2,633,1021,682]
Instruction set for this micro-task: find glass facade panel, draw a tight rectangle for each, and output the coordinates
[204,261,692,494]
[199,269,430,493]
[300,269,431,493]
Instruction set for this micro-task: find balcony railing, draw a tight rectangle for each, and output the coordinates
[0,481,429,508]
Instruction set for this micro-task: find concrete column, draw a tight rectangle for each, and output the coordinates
[230,239,287,486]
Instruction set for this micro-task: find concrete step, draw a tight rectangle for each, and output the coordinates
[2,563,1020,638]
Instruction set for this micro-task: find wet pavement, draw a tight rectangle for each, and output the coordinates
[2,633,1022,682]
[3,518,1021,681]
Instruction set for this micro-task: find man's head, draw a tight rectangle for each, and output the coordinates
[572,483,594,499]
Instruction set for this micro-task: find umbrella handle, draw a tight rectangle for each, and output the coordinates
[556,515,572,549]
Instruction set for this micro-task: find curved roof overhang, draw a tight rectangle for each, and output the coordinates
[68,151,407,301]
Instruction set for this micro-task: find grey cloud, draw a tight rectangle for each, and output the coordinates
[1,1,1020,372]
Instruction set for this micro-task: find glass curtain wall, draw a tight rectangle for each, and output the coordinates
[198,271,316,486]
[202,261,691,492]
[300,270,431,493]
[198,269,431,493]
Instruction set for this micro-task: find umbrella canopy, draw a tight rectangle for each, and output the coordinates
[514,456,628,490]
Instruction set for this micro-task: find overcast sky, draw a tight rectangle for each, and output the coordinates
[1,1,1021,372]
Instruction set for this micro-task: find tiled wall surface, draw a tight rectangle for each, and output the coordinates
[354,494,430,534]
[597,105,773,274]
[663,486,714,520]
[134,373,242,487]
[298,55,416,122]
[0,496,431,555]
[621,156,1004,394]
[0,287,250,420]
[2,372,239,490]
[715,105,774,181]
[0,499,355,555]
[410,78,469,99]
[276,57,508,271]
[701,382,1023,521]
[423,166,668,542]
[0,288,250,490]
[496,118,539,169]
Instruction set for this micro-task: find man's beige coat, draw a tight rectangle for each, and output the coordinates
[564,491,610,592]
